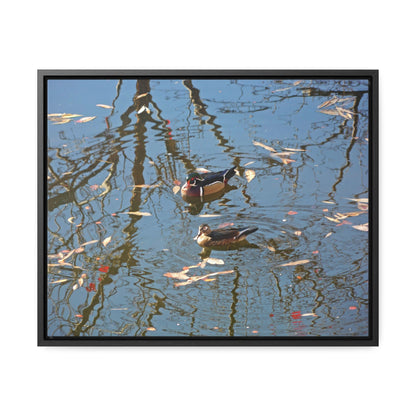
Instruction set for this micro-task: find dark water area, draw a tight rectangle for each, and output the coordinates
[46,78,369,337]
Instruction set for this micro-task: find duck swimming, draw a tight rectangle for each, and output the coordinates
[194,224,258,247]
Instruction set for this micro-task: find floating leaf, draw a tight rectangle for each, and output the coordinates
[336,220,352,227]
[301,313,317,317]
[53,119,71,125]
[80,240,99,247]
[206,258,225,265]
[172,185,180,194]
[267,246,276,252]
[352,223,369,232]
[319,108,340,116]
[74,247,85,253]
[120,211,152,216]
[271,87,292,93]
[357,203,369,211]
[75,116,96,123]
[68,217,75,224]
[173,179,181,186]
[146,327,156,331]
[293,80,302,86]
[322,200,335,204]
[280,157,296,165]
[218,222,234,228]
[294,231,302,236]
[164,270,190,280]
[244,161,255,166]
[62,113,83,119]
[349,306,357,310]
[280,259,310,267]
[49,279,69,284]
[195,167,211,173]
[96,104,113,109]
[325,216,340,223]
[318,96,338,109]
[281,147,305,152]
[174,270,234,287]
[245,169,256,183]
[253,140,277,153]
[324,232,333,238]
[287,211,298,215]
[137,105,150,114]
[198,214,221,218]
[99,265,110,273]
[102,236,112,247]
[136,92,149,100]
[270,151,295,158]
[132,183,161,188]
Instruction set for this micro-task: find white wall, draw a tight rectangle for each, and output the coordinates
[1,1,413,415]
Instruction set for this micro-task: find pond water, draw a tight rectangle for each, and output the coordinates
[46,78,370,337]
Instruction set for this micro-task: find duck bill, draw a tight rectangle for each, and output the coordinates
[193,230,201,240]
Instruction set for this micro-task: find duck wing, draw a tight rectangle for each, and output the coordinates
[200,167,236,186]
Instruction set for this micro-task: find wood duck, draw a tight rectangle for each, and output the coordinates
[181,167,236,198]
[194,224,258,247]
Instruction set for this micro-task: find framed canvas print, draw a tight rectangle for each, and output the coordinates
[38,70,378,346]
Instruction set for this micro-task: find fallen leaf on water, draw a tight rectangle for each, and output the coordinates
[336,220,352,227]
[137,105,149,114]
[301,313,317,317]
[203,278,216,282]
[280,157,296,165]
[195,167,211,173]
[270,151,295,158]
[199,214,221,218]
[206,258,225,265]
[172,185,180,194]
[296,275,302,280]
[287,211,298,215]
[322,208,328,212]
[322,200,335,204]
[96,104,113,109]
[174,270,234,287]
[324,232,333,238]
[318,96,338,109]
[280,259,310,267]
[349,306,357,310]
[325,216,340,223]
[218,222,234,228]
[294,231,302,236]
[164,270,190,280]
[102,236,112,247]
[244,161,255,166]
[352,223,369,232]
[80,240,99,247]
[132,183,160,188]
[281,147,305,152]
[75,116,96,123]
[252,330,259,334]
[47,263,82,269]
[319,109,340,116]
[99,265,110,273]
[267,246,276,252]
[357,203,369,211]
[62,113,83,119]
[245,169,256,183]
[136,92,149,100]
[75,314,83,318]
[86,283,96,292]
[271,87,292,93]
[53,119,71,125]
[293,80,302,86]
[48,113,64,117]
[68,217,75,223]
[346,197,369,203]
[146,327,156,331]
[74,247,85,253]
[90,184,99,191]
[120,211,152,216]
[252,140,277,153]
[173,179,181,186]
[49,279,69,284]
[60,249,75,262]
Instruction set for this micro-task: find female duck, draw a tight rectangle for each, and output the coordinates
[194,224,258,247]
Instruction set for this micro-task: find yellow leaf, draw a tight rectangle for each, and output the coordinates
[102,236,112,247]
[68,217,75,224]
[75,116,96,123]
[252,140,277,153]
[352,223,369,232]
[146,327,156,331]
[267,246,276,252]
[280,259,310,267]
[198,214,221,218]
[120,211,152,216]
[245,169,256,183]
[281,147,305,152]
[325,216,340,223]
[62,113,83,118]
[294,231,302,236]
[172,185,180,194]
[324,232,333,238]
[280,157,296,165]
[52,119,71,125]
[80,240,99,247]
[96,104,113,109]
[132,183,160,188]
[322,200,335,204]
[346,198,368,203]
[49,279,69,284]
[206,257,225,265]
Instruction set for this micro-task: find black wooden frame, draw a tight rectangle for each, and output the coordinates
[38,70,379,346]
